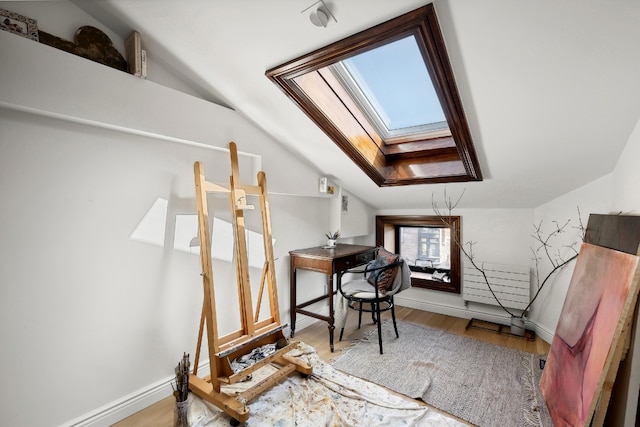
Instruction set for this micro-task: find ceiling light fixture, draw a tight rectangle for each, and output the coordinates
[301,0,337,28]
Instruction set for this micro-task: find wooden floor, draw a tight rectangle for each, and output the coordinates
[114,307,550,426]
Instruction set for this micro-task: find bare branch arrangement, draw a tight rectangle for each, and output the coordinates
[432,188,584,320]
[432,189,520,317]
[527,209,585,315]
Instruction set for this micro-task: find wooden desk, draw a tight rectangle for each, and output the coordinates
[289,244,376,351]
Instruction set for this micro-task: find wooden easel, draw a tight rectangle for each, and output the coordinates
[189,142,311,425]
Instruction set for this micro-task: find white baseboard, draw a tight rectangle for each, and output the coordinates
[59,360,210,427]
[395,295,509,323]
[292,313,325,333]
[290,300,330,335]
[531,322,554,344]
[395,295,554,345]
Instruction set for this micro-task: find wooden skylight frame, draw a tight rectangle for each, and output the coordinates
[266,4,482,186]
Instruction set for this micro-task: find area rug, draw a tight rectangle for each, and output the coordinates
[187,342,467,426]
[331,321,553,427]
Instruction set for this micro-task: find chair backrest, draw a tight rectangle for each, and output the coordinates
[387,257,411,296]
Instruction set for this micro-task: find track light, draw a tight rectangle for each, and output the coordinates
[302,0,337,28]
[310,7,329,27]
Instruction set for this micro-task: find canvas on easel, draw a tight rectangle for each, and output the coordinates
[540,242,640,426]
[583,214,640,425]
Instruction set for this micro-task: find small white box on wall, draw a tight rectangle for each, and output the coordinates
[319,177,327,193]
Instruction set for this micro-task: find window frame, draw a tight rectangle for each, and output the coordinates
[266,4,482,187]
[376,215,461,293]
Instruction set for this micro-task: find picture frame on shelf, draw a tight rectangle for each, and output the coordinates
[0,8,39,41]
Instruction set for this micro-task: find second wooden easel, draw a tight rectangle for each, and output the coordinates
[189,142,311,425]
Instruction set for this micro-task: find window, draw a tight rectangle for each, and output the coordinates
[333,35,449,141]
[376,215,461,293]
[267,4,482,186]
[415,227,446,263]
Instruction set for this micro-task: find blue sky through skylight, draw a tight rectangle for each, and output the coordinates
[342,35,446,131]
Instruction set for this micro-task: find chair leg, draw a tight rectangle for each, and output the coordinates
[339,327,345,341]
[391,300,399,338]
[376,302,384,354]
[358,301,363,329]
[371,302,377,323]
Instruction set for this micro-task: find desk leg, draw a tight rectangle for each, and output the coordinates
[290,264,296,338]
[328,274,335,352]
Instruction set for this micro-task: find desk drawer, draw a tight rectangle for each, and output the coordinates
[291,256,333,274]
[335,250,376,272]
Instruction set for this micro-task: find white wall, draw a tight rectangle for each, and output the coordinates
[613,117,640,215]
[529,174,614,337]
[0,27,334,427]
[376,205,536,323]
[527,113,640,338]
[330,187,372,240]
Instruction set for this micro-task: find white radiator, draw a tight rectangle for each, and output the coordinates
[463,262,530,311]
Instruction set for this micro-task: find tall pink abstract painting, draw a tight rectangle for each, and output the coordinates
[540,243,639,426]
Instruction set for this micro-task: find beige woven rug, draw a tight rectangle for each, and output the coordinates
[331,321,553,427]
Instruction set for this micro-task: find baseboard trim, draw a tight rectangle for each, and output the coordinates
[59,360,211,427]
[293,313,325,333]
[395,295,509,323]
[61,309,325,426]
[531,322,554,344]
[395,296,554,345]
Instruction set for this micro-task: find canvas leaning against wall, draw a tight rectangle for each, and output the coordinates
[540,242,640,426]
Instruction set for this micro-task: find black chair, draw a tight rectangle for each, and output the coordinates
[336,256,410,354]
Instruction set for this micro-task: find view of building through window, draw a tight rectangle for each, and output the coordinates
[399,226,451,282]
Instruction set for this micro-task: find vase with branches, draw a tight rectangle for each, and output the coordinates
[432,189,585,335]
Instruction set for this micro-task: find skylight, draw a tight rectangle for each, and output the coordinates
[338,35,448,138]
[267,4,482,186]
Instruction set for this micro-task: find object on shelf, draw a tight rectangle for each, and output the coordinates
[0,8,39,41]
[125,30,147,78]
[38,26,127,72]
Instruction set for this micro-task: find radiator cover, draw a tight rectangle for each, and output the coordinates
[463,262,530,311]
